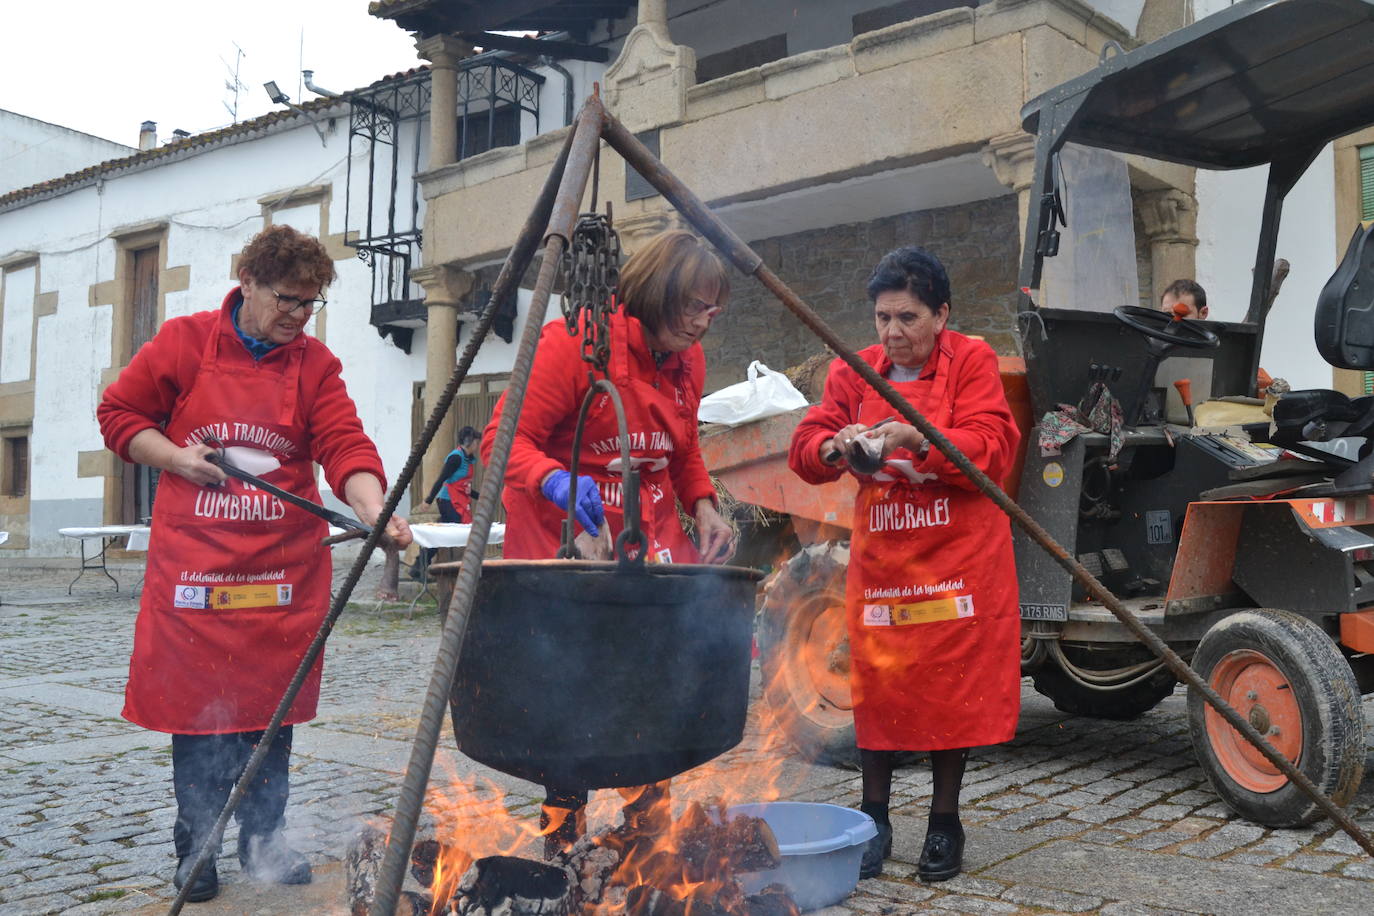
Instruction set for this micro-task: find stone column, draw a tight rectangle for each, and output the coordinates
[1136,188,1199,306]
[415,35,473,499]
[410,263,475,512]
[982,131,1038,259]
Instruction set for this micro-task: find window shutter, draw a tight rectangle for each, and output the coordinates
[1361,144,1374,221]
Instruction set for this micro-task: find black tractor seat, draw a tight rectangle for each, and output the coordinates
[1271,389,1374,444]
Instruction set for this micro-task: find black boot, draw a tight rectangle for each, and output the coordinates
[173,854,219,902]
[917,822,964,882]
[238,830,312,885]
[858,820,892,879]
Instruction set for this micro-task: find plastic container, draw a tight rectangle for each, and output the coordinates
[727,802,877,912]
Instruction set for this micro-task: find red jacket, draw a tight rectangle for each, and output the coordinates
[98,288,386,495]
[789,332,1018,491]
[482,311,716,560]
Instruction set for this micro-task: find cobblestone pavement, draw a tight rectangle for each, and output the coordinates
[3,559,1373,915]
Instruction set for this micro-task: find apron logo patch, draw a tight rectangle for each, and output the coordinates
[171,584,294,610]
[175,586,209,609]
[863,594,975,626]
[654,548,673,564]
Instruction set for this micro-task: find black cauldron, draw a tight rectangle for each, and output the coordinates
[449,558,761,790]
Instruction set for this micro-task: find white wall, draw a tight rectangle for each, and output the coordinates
[0,112,428,556]
[1195,146,1339,390]
[0,110,135,196]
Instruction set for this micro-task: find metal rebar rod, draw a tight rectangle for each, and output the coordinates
[366,95,606,916]
[165,112,582,916]
[601,112,1374,859]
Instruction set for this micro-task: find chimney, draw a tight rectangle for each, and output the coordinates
[139,121,157,151]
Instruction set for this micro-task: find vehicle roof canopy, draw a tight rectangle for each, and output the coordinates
[1021,0,1374,169]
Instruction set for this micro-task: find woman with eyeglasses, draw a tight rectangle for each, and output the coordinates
[97,224,411,902]
[481,228,735,859]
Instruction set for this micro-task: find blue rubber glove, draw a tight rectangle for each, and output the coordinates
[540,470,605,536]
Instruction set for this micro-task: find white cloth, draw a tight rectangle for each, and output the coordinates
[410,522,506,549]
[0,531,8,546]
[59,525,153,552]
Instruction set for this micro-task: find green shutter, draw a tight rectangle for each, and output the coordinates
[1358,147,1374,392]
[1362,144,1374,221]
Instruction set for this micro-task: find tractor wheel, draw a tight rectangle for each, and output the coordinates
[1031,645,1178,719]
[757,541,858,768]
[1187,609,1365,827]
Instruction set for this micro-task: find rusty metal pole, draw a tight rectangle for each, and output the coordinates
[601,112,1374,858]
[366,97,607,916]
[164,115,582,916]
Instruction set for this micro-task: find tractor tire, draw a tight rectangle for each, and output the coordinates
[1031,645,1178,720]
[757,541,858,768]
[1187,608,1365,828]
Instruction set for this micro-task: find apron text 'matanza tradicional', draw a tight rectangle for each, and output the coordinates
[125,326,332,735]
[840,337,1023,751]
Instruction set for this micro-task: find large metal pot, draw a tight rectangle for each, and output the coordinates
[449,558,761,790]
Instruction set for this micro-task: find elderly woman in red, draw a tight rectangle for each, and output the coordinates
[482,228,735,857]
[98,225,411,902]
[788,246,1021,883]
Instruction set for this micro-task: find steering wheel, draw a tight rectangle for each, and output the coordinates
[1113,305,1220,350]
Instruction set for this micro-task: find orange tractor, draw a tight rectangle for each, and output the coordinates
[704,0,1374,829]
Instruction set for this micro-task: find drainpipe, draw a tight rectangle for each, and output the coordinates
[302,70,341,99]
[538,56,575,127]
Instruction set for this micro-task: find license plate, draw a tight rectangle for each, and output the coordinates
[1020,603,1067,621]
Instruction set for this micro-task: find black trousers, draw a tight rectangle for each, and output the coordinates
[170,726,292,859]
[423,499,464,567]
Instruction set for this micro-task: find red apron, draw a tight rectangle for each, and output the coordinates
[124,326,331,734]
[445,467,473,522]
[846,351,1021,751]
[503,323,700,563]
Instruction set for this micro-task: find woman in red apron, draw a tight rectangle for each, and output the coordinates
[98,226,411,902]
[789,246,1021,883]
[481,229,735,857]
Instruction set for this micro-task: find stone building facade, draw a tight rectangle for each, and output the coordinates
[704,195,1021,391]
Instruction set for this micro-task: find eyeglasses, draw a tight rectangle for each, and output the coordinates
[270,286,327,315]
[684,297,723,319]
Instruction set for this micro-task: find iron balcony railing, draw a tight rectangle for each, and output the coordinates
[345,59,544,352]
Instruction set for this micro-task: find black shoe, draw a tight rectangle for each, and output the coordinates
[859,820,892,879]
[238,831,312,885]
[173,855,219,902]
[917,826,964,882]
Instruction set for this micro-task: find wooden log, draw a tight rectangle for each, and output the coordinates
[723,816,782,872]
[451,855,575,916]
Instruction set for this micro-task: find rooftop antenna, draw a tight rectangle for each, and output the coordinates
[221,42,248,123]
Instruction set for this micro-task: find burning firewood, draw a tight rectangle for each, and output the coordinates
[346,822,457,916]
[451,855,575,915]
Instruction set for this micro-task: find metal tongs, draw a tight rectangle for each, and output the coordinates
[202,437,368,544]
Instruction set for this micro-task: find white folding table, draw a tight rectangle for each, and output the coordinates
[58,525,151,594]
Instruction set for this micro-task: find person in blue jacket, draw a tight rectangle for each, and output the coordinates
[416,426,479,574]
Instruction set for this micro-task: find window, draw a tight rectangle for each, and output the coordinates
[696,34,788,83]
[1,434,28,498]
[853,0,979,37]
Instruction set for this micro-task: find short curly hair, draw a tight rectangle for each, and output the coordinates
[866,246,951,311]
[237,225,336,291]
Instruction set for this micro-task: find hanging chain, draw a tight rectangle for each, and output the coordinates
[560,211,622,373]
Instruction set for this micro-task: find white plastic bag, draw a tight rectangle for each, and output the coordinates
[697,360,809,426]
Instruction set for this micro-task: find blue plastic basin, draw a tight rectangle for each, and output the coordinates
[726,802,877,912]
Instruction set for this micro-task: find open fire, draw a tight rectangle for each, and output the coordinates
[346,792,800,915]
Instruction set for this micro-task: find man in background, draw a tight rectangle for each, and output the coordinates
[1161,278,1208,319]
